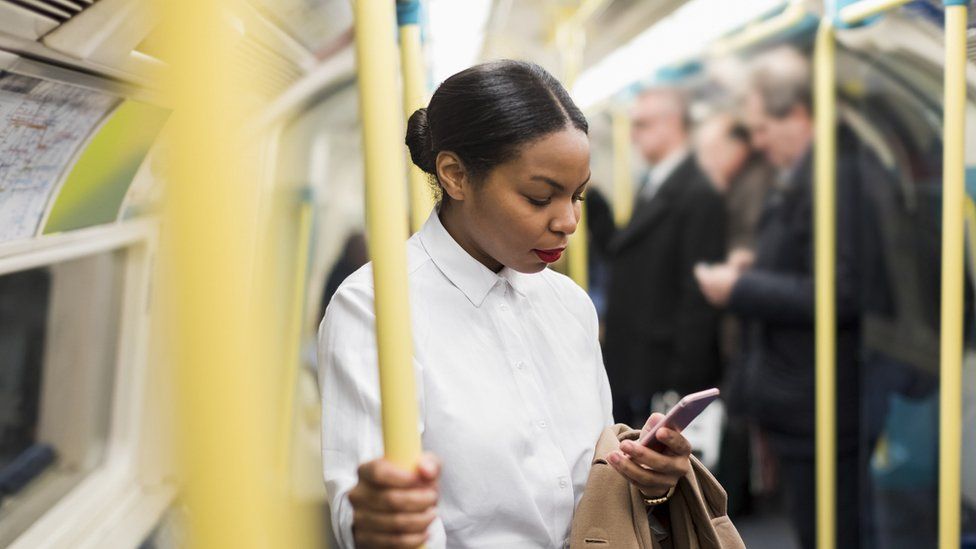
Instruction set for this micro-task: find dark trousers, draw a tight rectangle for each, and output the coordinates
[775,447,863,549]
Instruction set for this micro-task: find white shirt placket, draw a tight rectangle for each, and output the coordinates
[489,280,576,545]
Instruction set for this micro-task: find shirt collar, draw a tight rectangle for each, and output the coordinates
[418,209,528,307]
[649,147,690,188]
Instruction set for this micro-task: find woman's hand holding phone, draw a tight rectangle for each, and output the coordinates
[348,453,441,548]
[607,413,693,500]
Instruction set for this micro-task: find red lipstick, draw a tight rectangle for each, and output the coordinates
[533,248,564,263]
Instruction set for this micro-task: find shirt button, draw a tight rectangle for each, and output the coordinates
[515,361,525,370]
[499,304,509,312]
[559,478,569,489]
[538,420,548,429]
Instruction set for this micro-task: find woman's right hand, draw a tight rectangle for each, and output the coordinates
[348,453,441,548]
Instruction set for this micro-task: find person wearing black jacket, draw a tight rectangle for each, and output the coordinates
[590,87,726,427]
[695,47,874,549]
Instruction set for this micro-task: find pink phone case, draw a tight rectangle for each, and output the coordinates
[637,388,720,451]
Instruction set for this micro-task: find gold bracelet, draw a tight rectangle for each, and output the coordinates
[640,485,675,507]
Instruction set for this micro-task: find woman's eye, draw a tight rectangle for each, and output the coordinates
[573,194,586,203]
[527,197,551,207]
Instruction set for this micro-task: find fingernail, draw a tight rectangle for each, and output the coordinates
[608,453,620,465]
[621,441,632,451]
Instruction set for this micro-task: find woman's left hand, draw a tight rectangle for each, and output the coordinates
[607,413,693,499]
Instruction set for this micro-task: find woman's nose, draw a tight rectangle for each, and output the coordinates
[549,201,579,236]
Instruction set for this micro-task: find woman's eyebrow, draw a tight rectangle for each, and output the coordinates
[530,172,592,191]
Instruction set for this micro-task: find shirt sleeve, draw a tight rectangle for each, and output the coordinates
[318,281,446,548]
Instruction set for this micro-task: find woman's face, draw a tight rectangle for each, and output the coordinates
[441,128,591,274]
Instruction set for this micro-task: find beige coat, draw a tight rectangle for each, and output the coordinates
[569,425,746,549]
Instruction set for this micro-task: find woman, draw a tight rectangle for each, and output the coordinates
[319,60,693,549]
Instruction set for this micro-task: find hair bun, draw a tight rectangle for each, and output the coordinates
[405,107,436,174]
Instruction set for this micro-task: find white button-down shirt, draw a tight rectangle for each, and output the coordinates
[319,210,613,548]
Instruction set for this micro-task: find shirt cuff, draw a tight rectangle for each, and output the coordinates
[335,492,356,549]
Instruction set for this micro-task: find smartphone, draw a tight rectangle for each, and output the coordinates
[637,388,720,452]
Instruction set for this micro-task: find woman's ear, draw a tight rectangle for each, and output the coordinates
[436,151,468,201]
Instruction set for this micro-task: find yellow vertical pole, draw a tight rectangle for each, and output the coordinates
[353,0,424,480]
[813,18,837,549]
[275,196,314,474]
[398,1,436,233]
[611,107,634,227]
[559,18,589,291]
[939,2,968,547]
[159,0,285,546]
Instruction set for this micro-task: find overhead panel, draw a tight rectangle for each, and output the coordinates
[0,0,98,41]
[248,0,353,57]
[41,0,160,79]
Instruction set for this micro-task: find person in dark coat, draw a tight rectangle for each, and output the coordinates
[590,87,727,428]
[695,47,877,549]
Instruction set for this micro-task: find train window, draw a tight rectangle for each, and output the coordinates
[0,250,124,545]
[0,267,51,471]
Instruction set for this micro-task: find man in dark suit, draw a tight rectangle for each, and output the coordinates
[590,87,726,428]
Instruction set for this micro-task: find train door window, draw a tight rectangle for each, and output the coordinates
[0,250,124,545]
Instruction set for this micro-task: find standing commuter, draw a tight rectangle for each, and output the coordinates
[319,61,697,549]
[695,47,880,549]
[592,87,726,428]
[695,112,776,517]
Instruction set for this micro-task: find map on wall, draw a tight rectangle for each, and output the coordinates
[0,72,119,243]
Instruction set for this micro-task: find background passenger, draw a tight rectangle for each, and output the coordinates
[695,111,776,518]
[694,47,873,549]
[591,87,726,429]
[695,112,776,252]
[318,231,368,321]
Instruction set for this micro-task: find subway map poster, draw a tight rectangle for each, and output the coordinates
[0,72,118,243]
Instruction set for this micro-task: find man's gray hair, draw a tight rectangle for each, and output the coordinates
[749,47,812,118]
[635,86,692,130]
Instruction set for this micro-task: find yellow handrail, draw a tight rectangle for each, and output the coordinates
[275,197,314,475]
[558,12,589,290]
[353,0,424,486]
[159,0,288,546]
[836,0,912,25]
[813,18,838,549]
[612,107,634,227]
[710,1,808,57]
[399,7,435,233]
[939,2,968,547]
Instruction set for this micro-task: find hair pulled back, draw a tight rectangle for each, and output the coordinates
[405,60,588,198]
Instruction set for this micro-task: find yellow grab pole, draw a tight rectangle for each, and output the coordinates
[611,108,634,227]
[398,3,435,233]
[939,2,968,547]
[159,0,288,546]
[813,19,837,549]
[559,17,589,290]
[837,0,912,25]
[353,0,423,478]
[275,196,314,474]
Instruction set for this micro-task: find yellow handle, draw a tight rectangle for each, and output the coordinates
[400,23,435,233]
[939,4,968,548]
[353,0,423,473]
[612,108,634,227]
[813,19,837,549]
[275,199,314,474]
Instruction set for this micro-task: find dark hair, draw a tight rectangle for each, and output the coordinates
[405,60,588,198]
[728,122,751,145]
